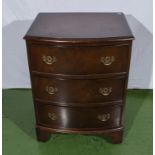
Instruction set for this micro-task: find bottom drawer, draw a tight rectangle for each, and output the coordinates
[37,104,122,129]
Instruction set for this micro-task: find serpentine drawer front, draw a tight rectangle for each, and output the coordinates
[37,104,122,129]
[32,76,125,103]
[24,13,134,144]
[29,44,130,75]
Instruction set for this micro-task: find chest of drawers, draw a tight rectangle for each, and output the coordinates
[24,13,134,144]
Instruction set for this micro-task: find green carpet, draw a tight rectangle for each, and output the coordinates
[3,89,152,155]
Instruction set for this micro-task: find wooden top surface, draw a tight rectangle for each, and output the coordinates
[24,13,134,41]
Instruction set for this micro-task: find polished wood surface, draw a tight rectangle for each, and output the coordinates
[24,13,134,144]
[28,43,130,75]
[24,13,134,41]
[32,76,125,104]
[37,104,122,129]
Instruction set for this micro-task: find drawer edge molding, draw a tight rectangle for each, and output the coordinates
[32,71,127,79]
[36,125,123,134]
[35,99,123,107]
[25,37,133,46]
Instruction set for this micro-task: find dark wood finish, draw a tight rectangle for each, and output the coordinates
[28,44,130,75]
[36,126,51,142]
[24,13,134,41]
[32,76,125,104]
[37,104,122,129]
[36,125,123,143]
[109,129,123,144]
[24,13,134,144]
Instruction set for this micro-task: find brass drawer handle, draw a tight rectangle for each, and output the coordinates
[97,113,110,122]
[100,56,115,66]
[99,87,112,96]
[42,55,57,65]
[45,86,58,95]
[48,112,57,121]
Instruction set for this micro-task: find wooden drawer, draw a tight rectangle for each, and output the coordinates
[33,76,125,104]
[28,44,130,75]
[37,104,122,129]
[24,13,134,143]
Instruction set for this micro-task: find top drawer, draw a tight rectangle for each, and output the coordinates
[28,44,130,75]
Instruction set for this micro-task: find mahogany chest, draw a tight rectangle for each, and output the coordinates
[24,13,134,144]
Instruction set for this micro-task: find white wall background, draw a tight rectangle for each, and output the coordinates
[2,0,153,89]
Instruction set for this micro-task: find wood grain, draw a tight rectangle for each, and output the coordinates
[24,13,134,144]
